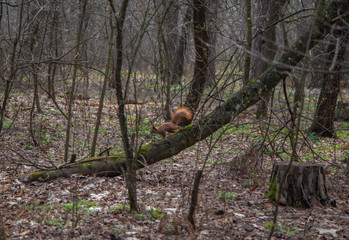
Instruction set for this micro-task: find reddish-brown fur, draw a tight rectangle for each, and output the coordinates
[151,107,193,138]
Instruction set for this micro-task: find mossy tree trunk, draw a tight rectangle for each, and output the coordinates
[23,1,349,183]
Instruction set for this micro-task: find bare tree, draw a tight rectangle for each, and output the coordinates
[253,0,287,119]
[206,0,219,86]
[185,0,209,112]
[90,9,115,157]
[171,4,191,85]
[310,28,348,137]
[63,0,88,163]
[243,0,252,83]
[109,0,138,211]
[0,1,24,135]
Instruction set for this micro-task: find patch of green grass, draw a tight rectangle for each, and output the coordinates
[2,120,15,129]
[53,124,65,130]
[116,204,164,219]
[218,191,239,200]
[147,207,164,219]
[337,130,349,138]
[49,109,61,114]
[46,218,65,228]
[203,158,228,164]
[21,76,29,82]
[25,142,34,149]
[327,167,337,174]
[341,122,349,129]
[265,222,299,236]
[113,226,123,233]
[63,200,101,213]
[308,132,320,143]
[45,153,56,158]
[116,204,130,211]
[134,211,146,219]
[98,129,107,134]
[17,133,27,139]
[54,131,65,138]
[40,134,48,144]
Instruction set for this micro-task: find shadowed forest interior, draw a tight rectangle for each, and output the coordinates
[1,0,349,239]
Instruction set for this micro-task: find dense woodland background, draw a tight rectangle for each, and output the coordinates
[1,0,349,239]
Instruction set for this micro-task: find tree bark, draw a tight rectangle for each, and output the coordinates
[206,0,219,87]
[309,29,348,137]
[0,0,24,135]
[171,5,191,85]
[267,163,328,207]
[253,0,286,119]
[47,2,59,100]
[187,170,203,228]
[243,0,252,84]
[109,0,138,211]
[22,1,349,183]
[185,0,209,112]
[90,9,114,157]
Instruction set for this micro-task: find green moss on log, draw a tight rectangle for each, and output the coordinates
[29,171,47,181]
[139,144,151,154]
[84,162,93,169]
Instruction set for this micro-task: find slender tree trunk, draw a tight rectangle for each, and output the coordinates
[171,5,191,85]
[243,0,252,84]
[0,0,24,135]
[47,5,59,100]
[64,0,88,162]
[91,10,114,157]
[253,0,286,119]
[156,5,172,120]
[187,170,203,228]
[206,0,219,87]
[29,21,42,115]
[109,0,138,211]
[308,45,325,89]
[81,12,90,100]
[164,0,178,83]
[310,31,348,137]
[185,0,209,112]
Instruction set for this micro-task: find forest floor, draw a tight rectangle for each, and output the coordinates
[1,90,349,239]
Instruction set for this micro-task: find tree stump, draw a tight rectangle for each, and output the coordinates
[267,163,329,208]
